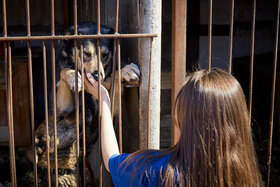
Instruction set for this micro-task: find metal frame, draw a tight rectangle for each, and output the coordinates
[2,0,156,186]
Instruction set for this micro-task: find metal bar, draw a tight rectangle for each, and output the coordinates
[74,39,80,185]
[3,0,7,36]
[50,1,57,186]
[51,39,58,187]
[51,0,55,35]
[171,0,187,146]
[97,0,103,186]
[208,0,213,71]
[0,34,157,41]
[110,0,120,117]
[26,0,38,185]
[114,0,119,33]
[42,41,51,187]
[228,0,235,73]
[266,0,280,186]
[110,41,117,117]
[74,0,78,35]
[147,38,153,148]
[117,39,122,153]
[81,44,86,187]
[7,41,17,187]
[73,0,80,185]
[26,0,31,36]
[3,0,17,186]
[248,0,256,122]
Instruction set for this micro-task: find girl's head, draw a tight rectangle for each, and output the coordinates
[167,68,263,186]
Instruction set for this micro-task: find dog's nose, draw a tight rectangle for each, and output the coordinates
[92,71,103,82]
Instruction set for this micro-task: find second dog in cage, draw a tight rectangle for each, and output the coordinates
[23,22,141,186]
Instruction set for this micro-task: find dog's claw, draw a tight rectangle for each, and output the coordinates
[121,63,141,86]
[66,72,82,92]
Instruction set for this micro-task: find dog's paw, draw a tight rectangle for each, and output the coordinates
[121,63,141,86]
[66,71,82,92]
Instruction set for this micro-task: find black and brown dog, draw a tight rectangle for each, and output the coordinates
[23,22,140,186]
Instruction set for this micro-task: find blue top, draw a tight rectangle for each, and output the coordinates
[109,152,171,187]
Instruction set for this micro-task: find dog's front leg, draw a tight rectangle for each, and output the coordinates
[104,63,141,115]
[57,68,81,115]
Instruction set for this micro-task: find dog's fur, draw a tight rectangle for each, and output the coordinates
[23,22,141,186]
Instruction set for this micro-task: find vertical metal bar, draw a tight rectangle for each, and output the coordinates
[50,1,59,186]
[228,0,235,73]
[171,0,187,146]
[266,0,280,186]
[110,43,117,117]
[3,0,16,186]
[73,0,80,185]
[74,0,78,35]
[117,39,122,153]
[50,0,58,186]
[42,41,51,187]
[248,0,256,123]
[51,37,58,187]
[81,44,86,187]
[208,0,213,71]
[7,42,17,187]
[97,0,102,186]
[110,0,120,117]
[147,38,153,149]
[26,0,38,185]
[82,46,86,184]
[2,0,7,37]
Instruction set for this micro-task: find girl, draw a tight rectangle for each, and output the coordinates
[85,68,263,187]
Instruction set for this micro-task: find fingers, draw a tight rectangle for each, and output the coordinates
[86,73,97,85]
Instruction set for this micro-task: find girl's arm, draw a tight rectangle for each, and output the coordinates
[84,73,120,172]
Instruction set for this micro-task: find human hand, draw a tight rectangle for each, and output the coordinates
[84,73,110,103]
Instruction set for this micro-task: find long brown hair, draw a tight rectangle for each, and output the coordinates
[123,69,263,187]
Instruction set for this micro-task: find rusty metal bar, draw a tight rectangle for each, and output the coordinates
[42,41,51,187]
[171,0,187,146]
[3,0,17,186]
[110,41,117,117]
[81,44,86,187]
[110,0,120,117]
[228,0,235,73]
[51,0,55,35]
[266,0,280,186]
[3,0,7,37]
[7,41,17,187]
[50,0,58,186]
[50,1,58,186]
[74,0,78,35]
[0,34,157,41]
[73,0,80,185]
[97,0,103,186]
[74,39,80,184]
[51,38,58,187]
[26,0,38,185]
[117,39,122,153]
[208,0,213,71]
[147,38,153,148]
[248,0,256,123]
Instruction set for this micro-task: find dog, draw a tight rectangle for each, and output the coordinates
[23,22,141,186]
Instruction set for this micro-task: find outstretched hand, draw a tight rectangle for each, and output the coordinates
[84,73,110,104]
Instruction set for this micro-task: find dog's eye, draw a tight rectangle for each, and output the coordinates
[84,51,91,57]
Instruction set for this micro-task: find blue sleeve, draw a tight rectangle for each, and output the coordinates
[109,153,133,187]
[109,152,171,187]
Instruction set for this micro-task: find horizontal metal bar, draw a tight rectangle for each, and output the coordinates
[0,33,157,41]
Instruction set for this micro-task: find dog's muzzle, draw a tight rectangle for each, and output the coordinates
[92,71,104,82]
